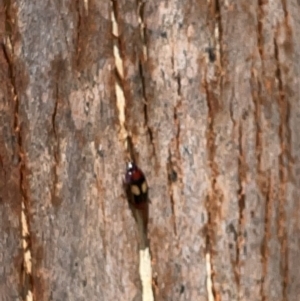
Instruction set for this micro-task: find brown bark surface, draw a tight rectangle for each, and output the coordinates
[1,1,300,301]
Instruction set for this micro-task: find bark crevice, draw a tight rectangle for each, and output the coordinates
[139,61,156,159]
[3,5,35,300]
[137,1,156,160]
[235,122,247,292]
[76,0,83,67]
[257,0,265,60]
[166,151,178,236]
[215,0,223,70]
[51,82,59,207]
[204,70,220,301]
[274,33,289,301]
[260,172,272,301]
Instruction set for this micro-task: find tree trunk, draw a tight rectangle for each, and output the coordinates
[1,1,300,301]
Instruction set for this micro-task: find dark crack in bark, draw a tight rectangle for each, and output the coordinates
[235,122,247,293]
[257,0,265,60]
[51,81,60,207]
[274,33,289,301]
[2,6,34,299]
[260,172,272,301]
[204,69,222,301]
[167,151,178,236]
[139,61,156,159]
[76,0,83,67]
[137,1,156,160]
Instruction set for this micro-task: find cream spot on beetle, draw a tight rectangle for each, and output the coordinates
[131,185,141,196]
[141,181,148,194]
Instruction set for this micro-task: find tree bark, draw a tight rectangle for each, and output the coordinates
[1,1,300,301]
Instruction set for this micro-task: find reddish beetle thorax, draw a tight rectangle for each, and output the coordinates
[125,162,144,184]
[131,168,143,181]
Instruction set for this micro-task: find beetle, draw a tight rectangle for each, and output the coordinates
[124,161,150,246]
[124,161,148,208]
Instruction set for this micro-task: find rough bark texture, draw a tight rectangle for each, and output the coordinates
[1,1,300,301]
